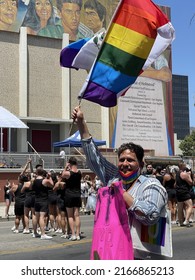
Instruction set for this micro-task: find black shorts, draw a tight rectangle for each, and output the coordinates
[15,203,24,216]
[57,198,66,212]
[64,196,81,208]
[24,196,35,208]
[48,194,57,205]
[167,189,177,200]
[34,201,48,213]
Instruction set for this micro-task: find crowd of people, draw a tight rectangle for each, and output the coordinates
[143,162,195,227]
[4,152,195,242]
[4,156,103,241]
[4,153,195,246]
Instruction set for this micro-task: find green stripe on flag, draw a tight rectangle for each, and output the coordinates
[98,43,146,77]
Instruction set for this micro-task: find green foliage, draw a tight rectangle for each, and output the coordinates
[179,131,195,156]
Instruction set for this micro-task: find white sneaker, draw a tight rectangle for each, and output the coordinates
[37,228,41,234]
[41,234,53,240]
[11,226,16,231]
[32,233,41,238]
[23,229,30,234]
[13,229,19,234]
[61,234,69,239]
[76,235,81,240]
[55,229,62,233]
[49,228,55,232]
[69,235,76,241]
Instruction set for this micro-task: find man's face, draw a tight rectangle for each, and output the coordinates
[118,149,140,174]
[61,3,81,32]
[0,0,17,29]
[146,165,153,174]
[84,8,103,33]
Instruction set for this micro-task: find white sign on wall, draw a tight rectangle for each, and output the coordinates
[115,77,169,156]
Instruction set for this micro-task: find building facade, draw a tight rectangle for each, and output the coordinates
[172,74,190,140]
[0,29,108,153]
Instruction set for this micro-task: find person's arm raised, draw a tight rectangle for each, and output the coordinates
[71,106,91,140]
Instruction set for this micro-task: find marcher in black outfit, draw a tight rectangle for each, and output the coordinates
[62,157,82,241]
[32,169,54,239]
[10,175,28,233]
[4,179,13,219]
[175,162,193,227]
[163,165,177,224]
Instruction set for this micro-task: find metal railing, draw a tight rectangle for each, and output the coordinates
[0,152,118,171]
[1,152,194,172]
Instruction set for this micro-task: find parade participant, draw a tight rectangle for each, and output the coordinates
[163,165,177,224]
[175,163,193,227]
[62,156,82,241]
[71,106,167,259]
[10,175,28,233]
[4,179,12,220]
[32,168,54,239]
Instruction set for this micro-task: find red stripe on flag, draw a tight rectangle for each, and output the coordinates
[114,0,169,29]
[114,3,158,38]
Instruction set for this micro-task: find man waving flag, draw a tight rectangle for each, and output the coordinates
[60,0,175,107]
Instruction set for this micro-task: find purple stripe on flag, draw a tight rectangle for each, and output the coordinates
[81,81,117,107]
[60,38,90,69]
[60,48,80,69]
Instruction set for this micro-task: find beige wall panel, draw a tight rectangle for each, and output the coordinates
[0,32,19,114]
[27,37,63,118]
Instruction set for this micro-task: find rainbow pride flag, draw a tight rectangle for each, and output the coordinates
[60,0,175,107]
[141,217,166,246]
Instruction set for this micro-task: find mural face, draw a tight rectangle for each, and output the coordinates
[0,0,18,31]
[0,0,120,39]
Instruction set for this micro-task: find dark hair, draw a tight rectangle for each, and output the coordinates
[56,0,82,11]
[35,164,42,169]
[84,0,106,27]
[155,166,162,173]
[19,174,29,182]
[22,0,55,32]
[50,171,58,184]
[68,156,77,165]
[117,142,144,164]
[36,168,47,177]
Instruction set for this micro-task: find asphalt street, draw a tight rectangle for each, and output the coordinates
[1,215,195,260]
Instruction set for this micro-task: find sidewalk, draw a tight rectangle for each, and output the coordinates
[0,203,15,220]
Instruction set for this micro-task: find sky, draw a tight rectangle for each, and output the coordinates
[153,0,195,127]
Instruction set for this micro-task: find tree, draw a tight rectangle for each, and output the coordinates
[179,131,195,156]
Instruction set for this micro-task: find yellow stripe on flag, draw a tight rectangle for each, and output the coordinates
[105,23,155,59]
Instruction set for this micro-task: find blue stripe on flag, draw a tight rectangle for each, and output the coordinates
[90,62,137,93]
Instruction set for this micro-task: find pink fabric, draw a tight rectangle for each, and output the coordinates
[90,182,134,260]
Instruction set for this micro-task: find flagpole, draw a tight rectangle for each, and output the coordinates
[68,99,82,136]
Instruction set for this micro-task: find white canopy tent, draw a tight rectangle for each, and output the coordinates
[0,106,29,152]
